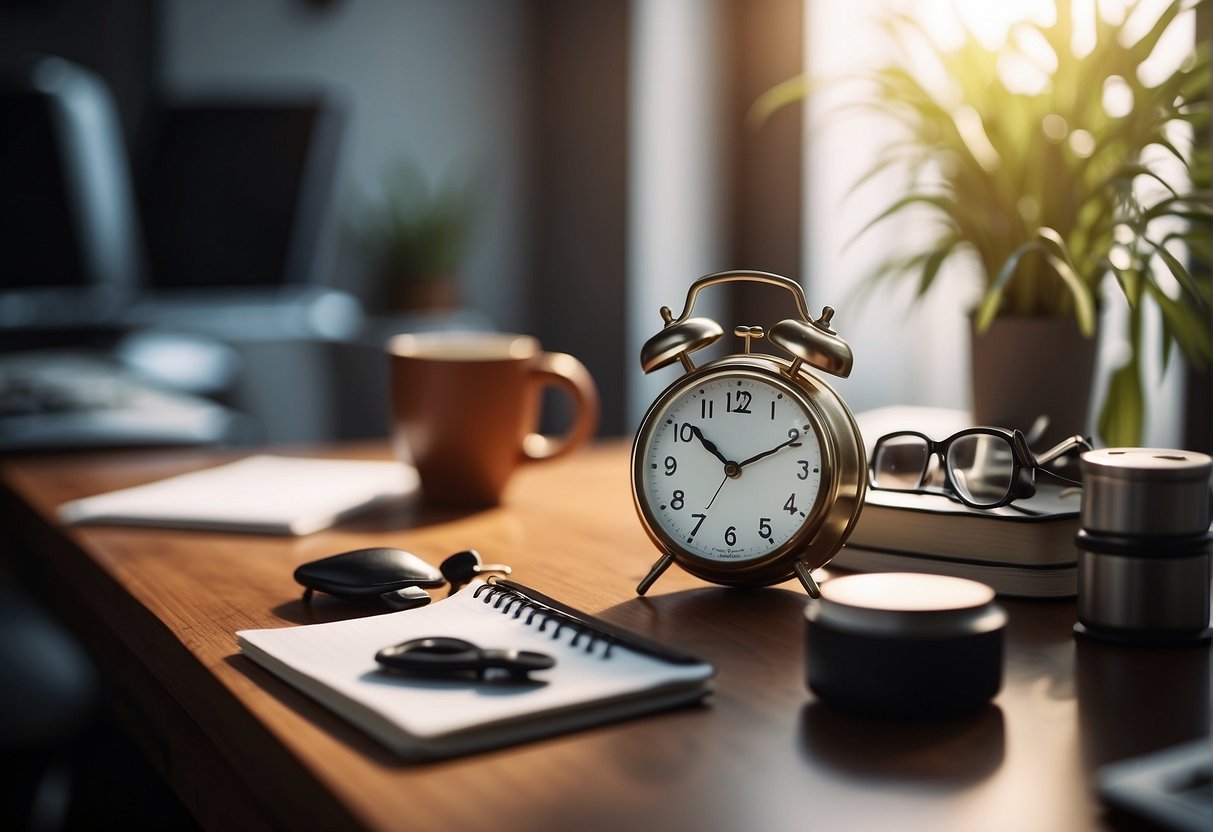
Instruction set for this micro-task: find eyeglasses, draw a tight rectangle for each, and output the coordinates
[869,427,1091,509]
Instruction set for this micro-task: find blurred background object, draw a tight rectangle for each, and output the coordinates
[349,160,477,315]
[1,0,1208,451]
[0,0,816,446]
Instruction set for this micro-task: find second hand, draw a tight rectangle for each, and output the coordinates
[705,475,728,510]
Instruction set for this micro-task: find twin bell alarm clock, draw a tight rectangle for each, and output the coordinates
[631,270,866,597]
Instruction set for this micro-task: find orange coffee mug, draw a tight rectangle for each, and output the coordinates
[388,332,599,506]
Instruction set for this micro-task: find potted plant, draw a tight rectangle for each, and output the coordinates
[355,162,477,313]
[758,0,1211,446]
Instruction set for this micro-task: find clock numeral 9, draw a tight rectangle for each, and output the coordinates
[671,490,685,510]
[664,456,677,476]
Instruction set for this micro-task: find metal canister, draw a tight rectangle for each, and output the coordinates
[1075,448,1212,645]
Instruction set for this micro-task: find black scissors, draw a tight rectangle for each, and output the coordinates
[375,637,555,682]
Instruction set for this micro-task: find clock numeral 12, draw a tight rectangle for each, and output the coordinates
[726,391,752,414]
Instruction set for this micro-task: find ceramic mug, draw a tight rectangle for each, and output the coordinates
[388,332,599,506]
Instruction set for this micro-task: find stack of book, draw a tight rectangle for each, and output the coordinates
[834,485,1081,598]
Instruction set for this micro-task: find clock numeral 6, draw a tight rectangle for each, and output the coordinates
[724,526,737,546]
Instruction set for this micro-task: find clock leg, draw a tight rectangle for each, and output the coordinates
[794,561,822,598]
[636,554,675,595]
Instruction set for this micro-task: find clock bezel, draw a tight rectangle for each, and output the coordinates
[631,354,864,588]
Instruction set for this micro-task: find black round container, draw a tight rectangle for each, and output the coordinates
[805,573,1007,719]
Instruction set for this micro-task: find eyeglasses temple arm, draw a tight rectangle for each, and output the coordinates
[1033,434,1093,466]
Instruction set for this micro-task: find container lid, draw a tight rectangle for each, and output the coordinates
[1080,449,1212,536]
[807,573,1006,638]
[1081,448,1212,482]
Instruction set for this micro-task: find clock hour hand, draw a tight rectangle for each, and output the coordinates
[689,425,735,468]
[737,431,802,469]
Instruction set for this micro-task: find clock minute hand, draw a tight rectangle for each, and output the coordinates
[737,434,802,469]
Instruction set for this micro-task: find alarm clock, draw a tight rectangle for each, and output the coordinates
[631,270,866,597]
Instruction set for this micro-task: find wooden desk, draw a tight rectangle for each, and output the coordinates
[2,443,1209,831]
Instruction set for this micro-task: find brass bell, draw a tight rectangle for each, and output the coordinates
[640,307,724,373]
[768,307,853,379]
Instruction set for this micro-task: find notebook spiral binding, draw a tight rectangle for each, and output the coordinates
[474,582,618,658]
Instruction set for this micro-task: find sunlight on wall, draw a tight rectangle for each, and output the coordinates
[804,0,973,417]
[802,0,1190,445]
[627,0,727,429]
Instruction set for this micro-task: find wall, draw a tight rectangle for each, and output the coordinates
[161,0,531,331]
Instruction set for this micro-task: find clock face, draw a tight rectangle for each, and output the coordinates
[637,370,826,564]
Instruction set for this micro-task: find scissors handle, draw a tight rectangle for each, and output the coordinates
[375,636,555,681]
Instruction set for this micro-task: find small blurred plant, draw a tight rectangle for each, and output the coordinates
[356,162,476,311]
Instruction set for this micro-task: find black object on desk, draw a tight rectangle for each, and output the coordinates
[806,572,1007,718]
[375,636,555,682]
[1099,740,1213,832]
[295,548,444,604]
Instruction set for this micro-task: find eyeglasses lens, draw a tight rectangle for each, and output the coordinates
[945,434,1015,506]
[872,435,930,489]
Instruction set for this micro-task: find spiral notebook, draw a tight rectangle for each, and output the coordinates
[237,580,715,761]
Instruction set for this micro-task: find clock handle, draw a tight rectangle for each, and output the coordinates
[670,270,813,323]
[522,352,599,462]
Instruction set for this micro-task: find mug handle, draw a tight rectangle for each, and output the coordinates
[522,352,599,461]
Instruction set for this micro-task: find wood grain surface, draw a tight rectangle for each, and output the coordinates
[2,442,1209,831]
